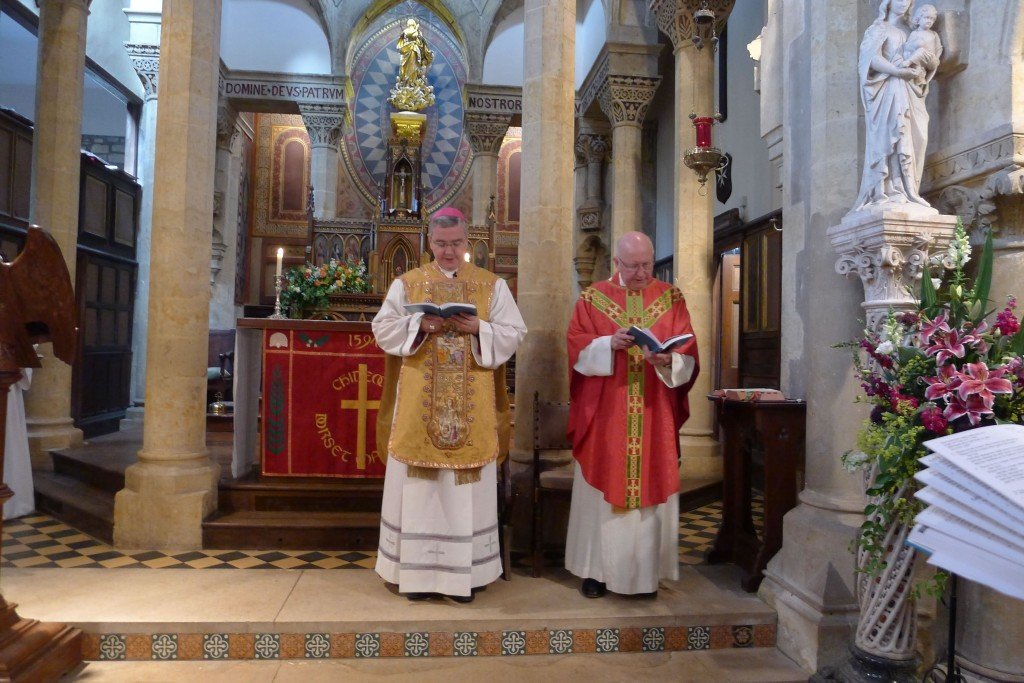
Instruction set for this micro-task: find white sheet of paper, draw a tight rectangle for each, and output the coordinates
[915,506,1024,566]
[924,424,1024,504]
[915,485,1024,548]
[918,454,1024,527]
[915,467,1024,531]
[909,525,1024,601]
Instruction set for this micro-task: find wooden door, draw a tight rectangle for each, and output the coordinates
[719,251,741,389]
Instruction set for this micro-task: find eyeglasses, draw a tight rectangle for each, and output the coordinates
[618,260,653,272]
[431,239,466,251]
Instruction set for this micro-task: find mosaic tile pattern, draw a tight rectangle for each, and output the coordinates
[2,498,758,569]
[80,624,776,661]
[1,515,376,570]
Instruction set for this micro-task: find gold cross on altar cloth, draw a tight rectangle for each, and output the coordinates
[340,364,381,470]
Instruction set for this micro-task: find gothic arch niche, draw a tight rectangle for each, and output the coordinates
[383,236,415,280]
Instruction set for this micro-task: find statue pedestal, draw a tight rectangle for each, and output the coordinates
[827,209,958,331]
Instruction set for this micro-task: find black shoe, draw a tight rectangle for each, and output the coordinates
[448,593,475,603]
[634,590,658,599]
[406,592,433,601]
[581,578,607,598]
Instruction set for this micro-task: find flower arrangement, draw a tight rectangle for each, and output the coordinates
[842,221,1024,593]
[279,258,371,315]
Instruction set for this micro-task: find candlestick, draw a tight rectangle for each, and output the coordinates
[269,274,286,319]
[275,247,284,280]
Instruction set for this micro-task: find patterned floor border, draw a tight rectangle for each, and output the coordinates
[3,498,761,570]
[84,623,777,661]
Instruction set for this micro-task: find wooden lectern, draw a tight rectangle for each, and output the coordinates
[0,227,82,680]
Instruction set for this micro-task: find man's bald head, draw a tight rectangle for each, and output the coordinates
[614,232,655,290]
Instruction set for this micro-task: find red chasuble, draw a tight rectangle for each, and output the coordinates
[566,276,700,509]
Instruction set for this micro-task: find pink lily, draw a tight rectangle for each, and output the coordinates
[919,312,951,346]
[956,362,1014,409]
[925,329,968,365]
[923,364,962,402]
[943,393,992,427]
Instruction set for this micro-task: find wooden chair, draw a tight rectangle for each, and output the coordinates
[531,391,574,577]
[497,457,513,580]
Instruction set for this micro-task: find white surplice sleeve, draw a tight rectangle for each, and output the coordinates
[573,337,614,377]
[372,276,527,368]
[574,337,695,388]
[371,278,424,357]
[653,353,696,388]
[473,277,527,369]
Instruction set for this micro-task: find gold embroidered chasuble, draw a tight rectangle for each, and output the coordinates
[382,262,510,479]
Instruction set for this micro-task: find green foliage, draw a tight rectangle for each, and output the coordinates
[279,259,371,315]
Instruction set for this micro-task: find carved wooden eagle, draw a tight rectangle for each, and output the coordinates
[0,227,77,370]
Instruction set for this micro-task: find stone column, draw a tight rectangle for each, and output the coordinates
[754,0,880,674]
[209,101,241,330]
[598,74,660,244]
[465,112,511,225]
[24,0,90,461]
[513,0,575,451]
[651,0,733,481]
[114,0,222,550]
[300,103,344,220]
[125,26,162,418]
[573,129,610,289]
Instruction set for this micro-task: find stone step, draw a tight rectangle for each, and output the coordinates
[202,510,381,550]
[3,566,783,664]
[33,471,116,544]
[217,475,383,514]
[51,449,128,495]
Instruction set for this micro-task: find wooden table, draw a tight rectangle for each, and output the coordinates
[706,396,806,592]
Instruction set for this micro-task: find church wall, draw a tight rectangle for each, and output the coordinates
[575,0,606,90]
[922,0,1019,170]
[715,3,775,222]
[482,6,524,86]
[220,0,331,73]
[85,0,144,101]
[0,7,38,120]
[650,44,676,262]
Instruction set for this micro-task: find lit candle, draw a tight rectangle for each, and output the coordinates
[276,247,284,279]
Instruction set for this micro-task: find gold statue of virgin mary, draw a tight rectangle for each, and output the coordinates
[388,19,436,112]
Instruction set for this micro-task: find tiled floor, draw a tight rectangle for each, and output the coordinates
[2,498,761,570]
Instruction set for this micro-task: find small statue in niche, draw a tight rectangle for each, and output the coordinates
[850,0,942,216]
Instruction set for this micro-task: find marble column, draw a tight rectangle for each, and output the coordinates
[114,0,222,550]
[513,0,576,454]
[465,112,511,225]
[598,74,660,244]
[651,0,733,481]
[24,0,90,462]
[125,35,161,418]
[300,103,344,220]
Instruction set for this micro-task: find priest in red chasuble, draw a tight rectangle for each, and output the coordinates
[565,231,699,598]
[372,208,526,603]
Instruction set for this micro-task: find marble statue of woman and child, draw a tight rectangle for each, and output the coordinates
[849,0,943,217]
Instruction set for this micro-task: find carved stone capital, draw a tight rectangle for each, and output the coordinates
[649,0,734,52]
[464,112,510,157]
[597,75,660,127]
[299,103,345,150]
[575,133,610,165]
[216,102,239,150]
[126,43,159,101]
[828,211,958,330]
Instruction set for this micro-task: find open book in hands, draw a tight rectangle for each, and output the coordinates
[403,302,478,318]
[626,326,694,353]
